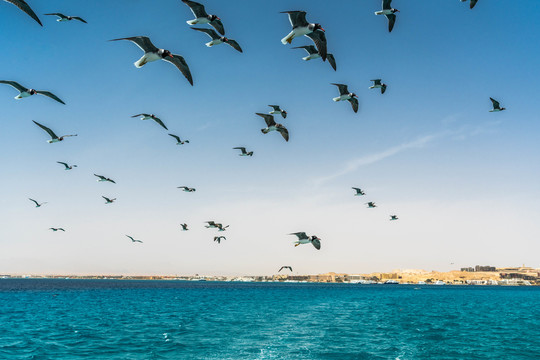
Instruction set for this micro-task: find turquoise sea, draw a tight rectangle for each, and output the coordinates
[1,279,539,359]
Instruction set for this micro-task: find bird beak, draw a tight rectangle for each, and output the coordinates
[320,27,326,32]
[169,54,174,58]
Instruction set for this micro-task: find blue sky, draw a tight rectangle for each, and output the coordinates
[1,0,539,276]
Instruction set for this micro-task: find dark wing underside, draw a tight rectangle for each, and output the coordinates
[152,117,168,130]
[470,0,478,9]
[282,11,308,28]
[72,16,87,23]
[382,0,392,10]
[36,90,65,104]
[110,36,159,53]
[33,120,58,139]
[311,238,321,250]
[306,30,327,61]
[348,97,359,113]
[5,0,42,26]
[164,54,194,86]
[291,232,308,240]
[210,19,225,35]
[226,39,243,53]
[332,83,349,95]
[386,14,396,32]
[182,0,208,18]
[0,80,27,92]
[327,53,337,71]
[256,113,276,127]
[490,97,500,109]
[192,27,220,40]
[278,127,289,142]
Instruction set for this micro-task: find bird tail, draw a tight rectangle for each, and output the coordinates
[281,31,294,45]
[333,97,341,102]
[134,56,147,68]
[261,128,269,134]
[186,19,197,25]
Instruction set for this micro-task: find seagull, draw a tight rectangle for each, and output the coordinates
[375,0,399,32]
[44,13,87,23]
[0,81,65,104]
[191,28,242,52]
[233,147,253,156]
[256,113,289,142]
[461,0,478,9]
[279,266,293,272]
[369,79,387,94]
[57,161,77,170]
[94,174,116,184]
[102,196,116,204]
[178,186,196,192]
[216,224,229,232]
[332,84,359,113]
[49,228,65,232]
[33,121,77,143]
[489,98,506,112]
[292,45,336,71]
[205,221,219,229]
[289,232,321,250]
[181,0,224,35]
[29,198,46,207]
[3,0,42,26]
[168,134,189,145]
[214,236,226,244]
[180,223,189,231]
[131,114,168,130]
[390,215,398,221]
[268,105,287,119]
[280,11,327,61]
[110,36,193,86]
[126,235,143,243]
[352,187,365,196]
[366,202,377,208]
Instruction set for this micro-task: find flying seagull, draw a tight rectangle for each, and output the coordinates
[3,0,42,26]
[256,113,289,142]
[375,0,399,32]
[214,236,226,244]
[280,11,327,61]
[132,114,168,130]
[191,28,242,52]
[126,235,143,243]
[289,232,321,250]
[489,98,506,112]
[29,198,46,207]
[279,266,293,272]
[57,161,77,170]
[168,134,189,145]
[268,105,287,119]
[178,186,196,192]
[44,13,87,23]
[180,223,189,231]
[102,196,116,204]
[352,187,365,196]
[205,221,219,229]
[292,45,336,71]
[461,0,478,9]
[33,121,77,143]
[94,174,116,184]
[332,83,358,113]
[216,224,229,232]
[233,147,253,156]
[110,36,193,85]
[49,228,65,232]
[0,81,65,104]
[369,79,387,94]
[390,215,398,221]
[181,0,224,35]
[366,202,377,208]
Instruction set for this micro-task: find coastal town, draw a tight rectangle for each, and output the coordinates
[2,265,539,285]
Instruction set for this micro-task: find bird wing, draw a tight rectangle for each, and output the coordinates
[281,11,308,28]
[107,178,116,184]
[0,80,27,92]
[210,19,225,36]
[192,27,220,40]
[382,0,392,10]
[312,238,321,250]
[163,54,194,86]
[57,161,68,168]
[72,16,87,23]
[470,0,478,9]
[131,114,149,118]
[110,36,158,53]
[206,221,216,226]
[94,174,105,180]
[278,127,289,142]
[381,84,387,94]
[152,117,168,130]
[268,105,281,111]
[168,134,181,142]
[28,198,38,205]
[327,53,337,71]
[332,83,349,95]
[33,120,58,139]
[371,79,382,85]
[256,113,276,127]
[35,90,65,104]
[182,0,208,18]
[292,45,317,54]
[490,97,500,109]
[102,196,110,201]
[233,147,247,153]
[385,14,396,32]
[5,0,42,25]
[348,97,359,113]
[278,267,284,272]
[290,232,308,240]
[126,235,134,241]
[305,30,327,61]
[44,13,66,18]
[225,39,243,53]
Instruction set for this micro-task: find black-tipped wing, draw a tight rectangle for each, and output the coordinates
[72,16,87,23]
[164,54,193,86]
[385,14,396,32]
[182,0,208,18]
[490,97,500,109]
[44,12,67,18]
[225,39,242,53]
[348,97,359,113]
[381,84,387,94]
[5,0,42,26]
[169,134,181,142]
[132,113,151,118]
[233,147,247,153]
[28,198,38,206]
[94,174,105,180]
[382,0,392,10]
[312,238,321,250]
[110,36,158,53]
[0,80,27,92]
[290,232,308,240]
[371,79,382,85]
[57,161,68,168]
[256,113,276,127]
[33,120,58,139]
[470,0,478,9]
[327,53,337,71]
[306,30,327,61]
[210,19,225,36]
[35,90,65,104]
[332,83,349,95]
[292,45,317,55]
[192,27,220,40]
[281,11,308,28]
[268,105,281,111]
[278,127,289,142]
[151,117,168,130]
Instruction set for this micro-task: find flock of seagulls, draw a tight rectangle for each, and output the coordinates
[8,0,504,271]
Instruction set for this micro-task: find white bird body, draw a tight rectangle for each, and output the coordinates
[134,52,162,68]
[370,84,383,89]
[187,17,210,25]
[281,28,311,45]
[294,239,311,246]
[47,139,61,144]
[333,94,352,102]
[205,39,223,47]
[15,91,33,99]
[375,9,394,15]
[302,53,320,61]
[269,110,285,116]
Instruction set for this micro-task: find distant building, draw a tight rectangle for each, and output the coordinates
[475,265,496,272]
[461,267,475,272]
